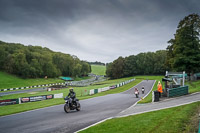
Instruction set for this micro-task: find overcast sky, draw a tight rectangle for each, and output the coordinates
[0,0,200,63]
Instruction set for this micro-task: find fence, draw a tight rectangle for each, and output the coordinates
[167,86,189,97]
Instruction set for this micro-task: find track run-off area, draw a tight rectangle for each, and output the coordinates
[0,80,155,133]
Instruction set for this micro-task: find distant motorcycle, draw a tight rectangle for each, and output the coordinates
[135,90,139,98]
[142,86,145,94]
[64,96,81,113]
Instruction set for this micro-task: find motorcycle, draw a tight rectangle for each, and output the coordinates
[64,96,81,113]
[142,88,145,94]
[135,90,139,98]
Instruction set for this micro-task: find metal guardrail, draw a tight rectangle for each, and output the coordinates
[89,79,135,95]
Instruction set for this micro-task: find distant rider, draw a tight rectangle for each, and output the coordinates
[134,87,139,98]
[68,88,76,105]
[142,86,145,94]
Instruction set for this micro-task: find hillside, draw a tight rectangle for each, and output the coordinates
[91,65,106,75]
[0,71,63,89]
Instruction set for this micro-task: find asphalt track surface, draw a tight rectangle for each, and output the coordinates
[0,80,155,133]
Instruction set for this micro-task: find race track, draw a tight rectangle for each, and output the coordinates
[0,80,155,133]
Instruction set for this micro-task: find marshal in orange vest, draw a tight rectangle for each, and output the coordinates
[157,81,163,93]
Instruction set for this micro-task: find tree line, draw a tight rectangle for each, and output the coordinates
[106,50,167,79]
[0,41,91,78]
[88,61,105,66]
[106,13,200,79]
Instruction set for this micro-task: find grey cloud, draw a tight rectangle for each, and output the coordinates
[0,0,200,62]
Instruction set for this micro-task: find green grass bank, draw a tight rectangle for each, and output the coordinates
[0,71,63,89]
[80,102,200,133]
[91,65,106,75]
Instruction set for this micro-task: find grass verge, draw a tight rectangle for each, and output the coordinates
[80,102,200,133]
[186,80,200,93]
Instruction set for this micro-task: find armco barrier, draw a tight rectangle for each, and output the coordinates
[0,93,63,106]
[54,93,63,98]
[98,88,102,93]
[89,78,135,95]
[21,94,54,103]
[0,98,20,106]
[0,82,65,92]
[101,87,109,92]
[94,89,98,94]
[89,89,94,95]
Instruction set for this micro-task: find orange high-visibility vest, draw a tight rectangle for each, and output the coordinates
[157,84,163,93]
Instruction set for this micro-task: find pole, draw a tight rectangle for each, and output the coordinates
[183,71,185,86]
[166,71,168,77]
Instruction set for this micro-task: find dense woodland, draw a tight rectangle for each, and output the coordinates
[0,41,91,78]
[107,13,200,79]
[88,61,105,66]
[106,50,167,79]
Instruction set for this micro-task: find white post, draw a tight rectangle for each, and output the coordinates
[152,91,154,102]
[166,71,168,77]
[183,71,185,86]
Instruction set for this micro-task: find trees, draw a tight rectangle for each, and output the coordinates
[106,57,125,79]
[167,14,200,75]
[111,57,125,79]
[106,50,167,79]
[0,41,91,78]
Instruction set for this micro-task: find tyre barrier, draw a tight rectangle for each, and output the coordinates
[89,79,135,95]
[0,83,65,92]
[0,93,63,106]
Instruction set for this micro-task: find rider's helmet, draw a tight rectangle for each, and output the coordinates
[69,88,74,92]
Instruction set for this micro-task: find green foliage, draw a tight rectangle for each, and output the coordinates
[167,13,200,74]
[81,102,200,133]
[0,41,91,78]
[91,65,106,75]
[107,51,167,79]
[88,61,105,66]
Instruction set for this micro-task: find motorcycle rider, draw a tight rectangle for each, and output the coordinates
[68,88,76,106]
[134,87,139,98]
[141,86,145,94]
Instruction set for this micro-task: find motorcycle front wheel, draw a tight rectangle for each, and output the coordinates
[64,104,70,113]
[76,102,81,111]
